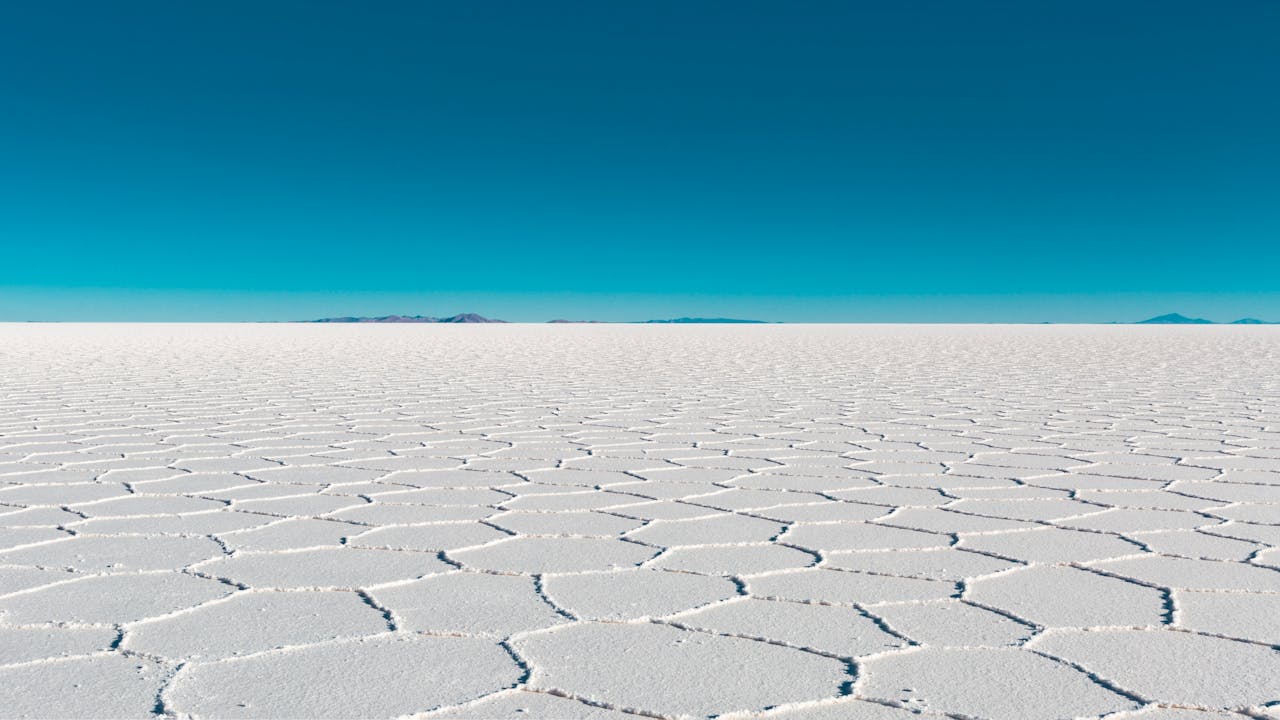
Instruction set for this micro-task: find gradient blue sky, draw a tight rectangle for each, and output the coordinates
[2,1,1278,322]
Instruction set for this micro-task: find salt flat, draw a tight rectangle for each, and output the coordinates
[1,323,1278,719]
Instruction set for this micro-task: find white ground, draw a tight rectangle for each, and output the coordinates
[1,323,1278,720]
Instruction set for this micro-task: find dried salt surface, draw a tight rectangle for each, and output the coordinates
[163,634,521,718]
[542,568,739,620]
[515,621,851,717]
[123,590,390,659]
[1030,629,1280,710]
[0,654,171,719]
[422,689,637,718]
[370,572,565,636]
[1,323,1279,719]
[0,625,119,665]
[857,646,1139,719]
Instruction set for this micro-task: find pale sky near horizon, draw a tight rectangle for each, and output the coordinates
[2,1,1278,321]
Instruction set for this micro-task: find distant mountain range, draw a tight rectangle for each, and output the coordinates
[305,312,1273,325]
[641,317,768,324]
[1136,313,1275,325]
[309,314,767,324]
[310,313,505,323]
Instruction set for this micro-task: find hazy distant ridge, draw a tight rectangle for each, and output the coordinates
[307,314,768,324]
[640,317,767,324]
[1136,313,1274,324]
[303,312,1273,324]
[310,313,505,323]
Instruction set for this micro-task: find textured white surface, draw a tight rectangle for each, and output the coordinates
[0,323,1278,719]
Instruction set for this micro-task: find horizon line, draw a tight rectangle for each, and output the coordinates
[8,311,1279,325]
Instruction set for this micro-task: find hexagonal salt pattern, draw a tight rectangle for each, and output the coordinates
[1,323,1278,719]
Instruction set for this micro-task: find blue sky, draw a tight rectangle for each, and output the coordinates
[2,1,1278,321]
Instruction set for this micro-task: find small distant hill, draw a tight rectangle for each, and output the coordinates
[1136,313,1214,324]
[641,317,768,324]
[1230,318,1275,324]
[310,313,505,323]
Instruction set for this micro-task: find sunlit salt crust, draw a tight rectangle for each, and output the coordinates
[1,323,1277,719]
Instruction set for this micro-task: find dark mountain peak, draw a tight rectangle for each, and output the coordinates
[1136,313,1214,324]
[1231,318,1274,324]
